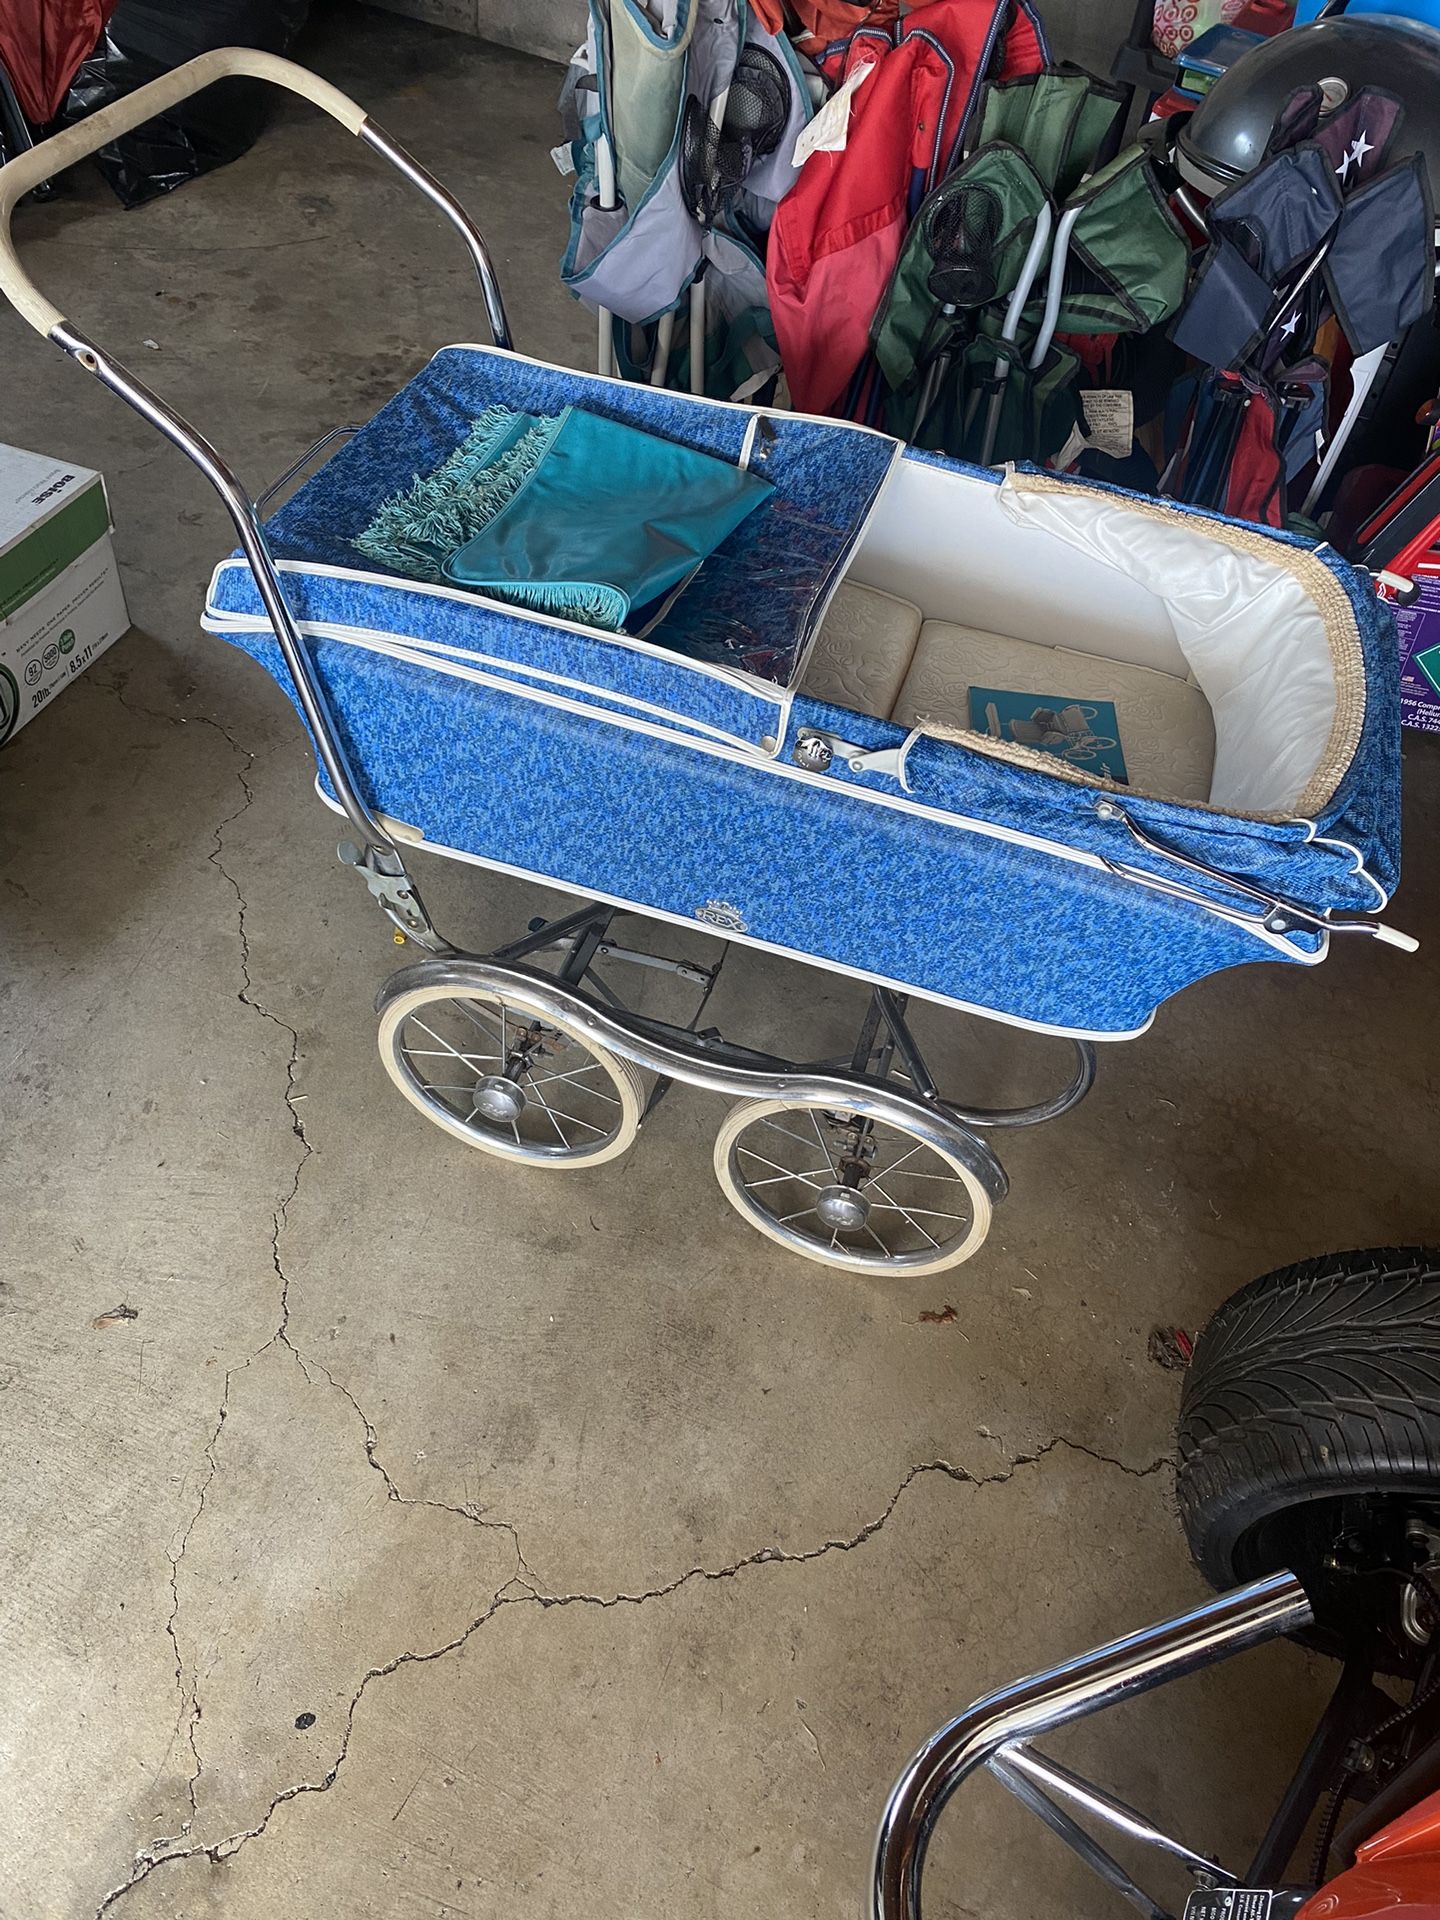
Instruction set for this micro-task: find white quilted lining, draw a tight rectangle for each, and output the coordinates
[806,458,1354,817]
[799,582,922,717]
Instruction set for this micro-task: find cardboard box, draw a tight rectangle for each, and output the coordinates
[0,443,130,748]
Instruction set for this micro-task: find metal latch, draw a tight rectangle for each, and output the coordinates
[792,728,910,783]
[338,840,448,951]
[1091,798,1417,951]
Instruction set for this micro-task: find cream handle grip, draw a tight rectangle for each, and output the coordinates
[0,48,369,337]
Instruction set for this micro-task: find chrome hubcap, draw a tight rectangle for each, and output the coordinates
[473,1073,526,1124]
[815,1182,871,1232]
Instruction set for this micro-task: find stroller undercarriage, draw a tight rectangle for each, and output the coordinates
[374,892,1095,1275]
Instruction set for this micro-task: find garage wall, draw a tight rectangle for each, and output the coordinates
[368,0,1134,75]
[369,0,589,64]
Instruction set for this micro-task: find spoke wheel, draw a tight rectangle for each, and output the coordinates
[713,1095,993,1276]
[378,981,644,1169]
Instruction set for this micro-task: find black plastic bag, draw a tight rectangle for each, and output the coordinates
[64,0,310,208]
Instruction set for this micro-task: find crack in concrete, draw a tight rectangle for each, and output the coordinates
[525,1439,1170,1616]
[96,1437,1170,1915]
[88,650,1177,1916]
[135,722,318,1863]
[291,1346,537,1584]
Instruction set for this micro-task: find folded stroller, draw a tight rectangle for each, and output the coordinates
[0,51,1413,1282]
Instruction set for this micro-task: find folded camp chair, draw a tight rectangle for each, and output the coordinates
[1167,82,1434,518]
[767,0,1049,418]
[872,66,1190,463]
[560,0,812,400]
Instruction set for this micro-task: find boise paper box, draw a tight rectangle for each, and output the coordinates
[0,443,129,748]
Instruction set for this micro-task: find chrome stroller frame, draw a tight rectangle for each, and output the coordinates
[0,48,1100,1277]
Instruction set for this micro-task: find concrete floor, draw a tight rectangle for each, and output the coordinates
[3,9,1440,1917]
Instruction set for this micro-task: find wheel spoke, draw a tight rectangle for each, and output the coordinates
[869,1142,924,1185]
[406,1018,481,1067]
[743,1170,832,1190]
[527,1064,621,1107]
[451,998,507,1045]
[883,1167,969,1184]
[759,1118,830,1154]
[737,1145,827,1188]
[867,1180,939,1250]
[401,1046,500,1064]
[869,1203,969,1225]
[809,1110,842,1181]
[778,1205,822,1225]
[530,1090,606,1138]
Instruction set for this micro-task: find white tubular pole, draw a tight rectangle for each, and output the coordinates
[1005,202,1055,347]
[1302,341,1388,515]
[595,134,618,377]
[689,276,707,394]
[1029,202,1082,371]
[981,202,1054,464]
[688,81,731,399]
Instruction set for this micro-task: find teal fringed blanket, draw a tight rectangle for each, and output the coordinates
[354,404,773,633]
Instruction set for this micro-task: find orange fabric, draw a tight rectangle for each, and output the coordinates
[748,0,900,49]
[0,0,117,123]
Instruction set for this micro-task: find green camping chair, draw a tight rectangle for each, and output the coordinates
[871,67,1190,465]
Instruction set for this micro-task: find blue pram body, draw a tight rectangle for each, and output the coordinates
[204,344,1401,1041]
[1,45,1409,1273]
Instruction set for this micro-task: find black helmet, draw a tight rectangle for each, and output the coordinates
[1177,14,1440,192]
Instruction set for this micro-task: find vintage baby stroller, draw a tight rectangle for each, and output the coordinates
[0,51,1415,1279]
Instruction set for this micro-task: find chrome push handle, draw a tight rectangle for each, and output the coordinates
[0,52,512,941]
[0,48,509,348]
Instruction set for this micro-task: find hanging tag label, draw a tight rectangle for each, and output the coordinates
[792,61,875,166]
[1183,1891,1276,1920]
[551,143,577,177]
[1079,389,1134,460]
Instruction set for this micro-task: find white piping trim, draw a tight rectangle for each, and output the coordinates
[312,781,1156,1043]
[738,411,761,470]
[433,340,902,441]
[206,612,765,754]
[1287,816,1391,911]
[204,556,787,718]
[218,604,1334,966]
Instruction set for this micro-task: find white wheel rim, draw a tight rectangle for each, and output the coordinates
[378,983,644,1169]
[713,1097,992,1276]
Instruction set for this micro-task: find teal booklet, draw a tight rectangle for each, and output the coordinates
[969,686,1129,783]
